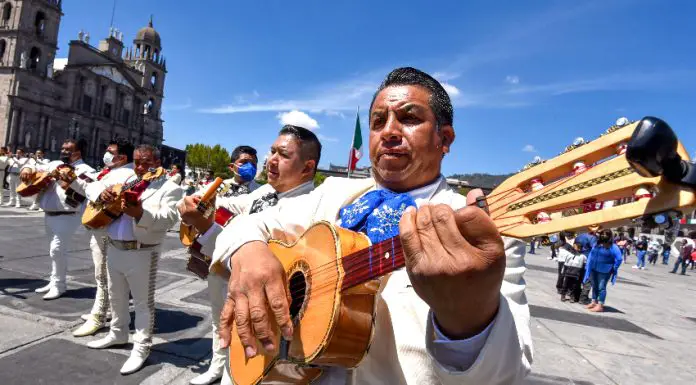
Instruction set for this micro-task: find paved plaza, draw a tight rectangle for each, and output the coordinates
[1,199,695,385]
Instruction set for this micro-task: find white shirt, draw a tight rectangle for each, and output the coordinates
[27,159,95,212]
[0,155,9,172]
[8,156,33,173]
[107,169,139,241]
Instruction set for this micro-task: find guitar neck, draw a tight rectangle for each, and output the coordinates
[341,237,406,291]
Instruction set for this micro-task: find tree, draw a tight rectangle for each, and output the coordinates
[313,171,327,187]
[184,143,231,179]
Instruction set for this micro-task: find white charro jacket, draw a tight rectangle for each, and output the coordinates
[212,176,532,385]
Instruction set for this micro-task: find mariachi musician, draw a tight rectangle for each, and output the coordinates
[5,147,32,208]
[0,146,9,205]
[85,144,183,375]
[28,149,51,211]
[178,126,321,385]
[220,145,262,197]
[19,139,95,300]
[212,68,532,385]
[72,138,136,337]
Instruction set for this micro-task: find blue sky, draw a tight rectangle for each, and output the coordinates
[57,0,696,175]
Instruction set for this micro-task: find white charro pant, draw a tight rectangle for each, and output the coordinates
[7,173,20,206]
[44,213,81,290]
[107,246,160,348]
[0,171,5,203]
[208,272,229,376]
[89,232,110,321]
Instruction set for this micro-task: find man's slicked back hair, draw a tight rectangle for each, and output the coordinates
[278,125,322,174]
[230,145,258,164]
[63,138,87,155]
[135,144,161,160]
[110,138,135,162]
[369,67,454,127]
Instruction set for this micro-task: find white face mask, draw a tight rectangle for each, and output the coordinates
[103,152,114,166]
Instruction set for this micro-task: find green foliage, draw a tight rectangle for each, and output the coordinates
[313,171,327,187]
[185,143,231,177]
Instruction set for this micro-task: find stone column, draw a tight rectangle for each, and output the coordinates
[38,116,46,150]
[18,112,26,146]
[43,118,52,149]
[8,108,21,146]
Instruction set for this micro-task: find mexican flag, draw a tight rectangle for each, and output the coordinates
[348,111,363,174]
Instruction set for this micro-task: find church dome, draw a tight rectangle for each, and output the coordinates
[135,18,161,47]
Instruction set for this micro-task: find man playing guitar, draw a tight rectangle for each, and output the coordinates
[85,145,183,375]
[28,149,50,211]
[5,148,32,208]
[19,139,95,300]
[178,126,321,385]
[72,138,136,337]
[213,68,532,384]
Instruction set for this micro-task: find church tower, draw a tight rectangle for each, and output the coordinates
[0,0,63,147]
[123,16,166,144]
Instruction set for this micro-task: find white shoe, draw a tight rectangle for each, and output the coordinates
[81,312,112,322]
[35,283,53,293]
[1,202,12,207]
[43,286,66,300]
[73,317,105,337]
[189,369,223,385]
[87,333,128,349]
[29,204,39,210]
[631,265,639,269]
[640,267,645,270]
[14,204,21,208]
[120,345,150,375]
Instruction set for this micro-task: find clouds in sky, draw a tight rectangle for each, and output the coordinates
[522,144,537,153]
[441,83,461,97]
[505,75,520,85]
[277,110,319,129]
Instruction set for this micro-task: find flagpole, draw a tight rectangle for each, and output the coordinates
[348,106,359,179]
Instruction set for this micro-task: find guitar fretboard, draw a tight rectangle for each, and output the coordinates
[341,237,406,291]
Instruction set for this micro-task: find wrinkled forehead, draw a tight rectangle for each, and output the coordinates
[370,85,432,115]
[134,149,155,161]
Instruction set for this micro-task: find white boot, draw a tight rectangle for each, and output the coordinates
[190,368,223,385]
[42,286,65,300]
[73,315,105,337]
[29,203,39,210]
[120,344,150,375]
[87,332,128,349]
[35,283,53,293]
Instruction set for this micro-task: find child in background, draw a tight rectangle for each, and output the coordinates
[559,242,588,303]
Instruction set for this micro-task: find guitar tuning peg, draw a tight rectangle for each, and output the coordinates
[615,117,630,127]
[535,211,551,223]
[633,186,656,201]
[572,161,588,175]
[616,142,628,155]
[530,178,545,191]
[572,137,586,146]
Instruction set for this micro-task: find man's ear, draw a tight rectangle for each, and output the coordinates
[303,160,316,176]
[440,125,455,154]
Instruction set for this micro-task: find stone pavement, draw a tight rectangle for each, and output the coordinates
[1,200,695,384]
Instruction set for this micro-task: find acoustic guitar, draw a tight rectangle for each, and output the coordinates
[17,164,76,197]
[179,177,229,246]
[82,167,167,230]
[228,117,696,385]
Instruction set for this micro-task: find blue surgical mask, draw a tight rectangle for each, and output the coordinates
[236,162,257,182]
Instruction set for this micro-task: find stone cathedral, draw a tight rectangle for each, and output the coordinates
[0,0,167,165]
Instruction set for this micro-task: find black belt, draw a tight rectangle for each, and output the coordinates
[108,238,159,251]
[44,211,77,217]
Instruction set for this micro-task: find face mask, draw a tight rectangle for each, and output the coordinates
[60,152,71,163]
[235,162,257,182]
[103,152,115,166]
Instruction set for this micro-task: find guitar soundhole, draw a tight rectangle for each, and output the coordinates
[288,271,307,320]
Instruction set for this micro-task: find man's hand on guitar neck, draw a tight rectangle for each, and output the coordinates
[19,169,34,184]
[399,189,506,340]
[99,188,117,203]
[178,195,215,233]
[219,241,293,359]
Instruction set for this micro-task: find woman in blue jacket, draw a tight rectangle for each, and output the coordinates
[583,229,623,313]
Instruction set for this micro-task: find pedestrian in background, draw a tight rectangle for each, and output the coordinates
[559,242,587,303]
[670,237,694,275]
[634,235,648,270]
[584,229,623,313]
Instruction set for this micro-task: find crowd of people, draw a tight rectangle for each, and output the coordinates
[537,227,696,313]
[0,68,535,384]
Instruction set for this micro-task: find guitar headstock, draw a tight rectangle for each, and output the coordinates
[489,117,695,239]
[142,167,167,182]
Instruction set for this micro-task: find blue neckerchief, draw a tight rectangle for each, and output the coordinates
[339,189,416,244]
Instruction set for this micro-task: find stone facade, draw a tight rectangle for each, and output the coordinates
[0,0,167,165]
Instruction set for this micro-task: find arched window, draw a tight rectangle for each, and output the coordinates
[35,11,46,36]
[135,44,141,58]
[29,47,41,70]
[2,4,12,25]
[0,40,6,63]
[150,72,157,89]
[145,98,155,114]
[143,45,151,59]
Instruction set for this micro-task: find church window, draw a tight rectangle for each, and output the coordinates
[146,98,155,114]
[29,47,41,70]
[0,40,6,63]
[144,45,151,59]
[82,94,92,113]
[150,72,157,88]
[103,102,112,118]
[35,11,46,36]
[135,44,141,58]
[1,4,11,26]
[121,109,130,126]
